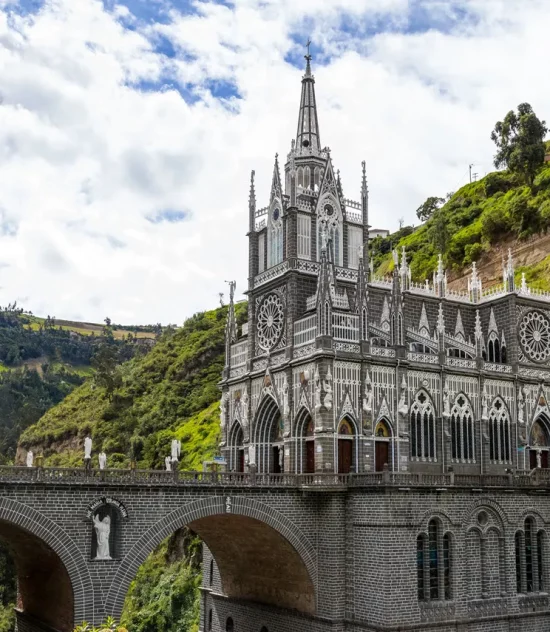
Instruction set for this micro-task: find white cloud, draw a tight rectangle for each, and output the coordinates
[0,0,549,323]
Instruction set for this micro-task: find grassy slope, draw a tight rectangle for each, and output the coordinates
[372,160,550,282]
[19,303,246,468]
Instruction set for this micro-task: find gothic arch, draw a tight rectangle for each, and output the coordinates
[253,395,283,473]
[105,496,318,618]
[228,420,244,472]
[417,509,457,533]
[0,497,94,625]
[462,498,509,528]
[295,406,314,474]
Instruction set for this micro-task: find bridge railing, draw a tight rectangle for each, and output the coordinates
[2,466,550,489]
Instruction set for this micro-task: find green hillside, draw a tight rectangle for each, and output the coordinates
[371,150,550,284]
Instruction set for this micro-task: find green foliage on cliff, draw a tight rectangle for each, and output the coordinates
[121,529,202,632]
[371,161,550,281]
[19,303,246,468]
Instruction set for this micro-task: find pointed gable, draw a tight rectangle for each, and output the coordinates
[380,296,390,331]
[488,308,498,335]
[270,153,283,206]
[454,309,465,341]
[418,302,430,337]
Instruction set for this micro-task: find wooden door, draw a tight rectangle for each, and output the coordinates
[375,441,389,472]
[237,449,244,473]
[530,450,537,470]
[305,441,315,473]
[338,439,353,474]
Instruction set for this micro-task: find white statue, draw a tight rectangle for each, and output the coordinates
[93,514,111,560]
[398,375,408,417]
[537,450,542,469]
[98,452,107,470]
[241,387,249,427]
[26,451,33,468]
[171,439,181,463]
[314,367,322,412]
[84,436,92,459]
[165,456,172,471]
[481,388,489,421]
[248,444,256,466]
[323,369,333,411]
[442,388,451,419]
[363,371,373,413]
[282,377,290,416]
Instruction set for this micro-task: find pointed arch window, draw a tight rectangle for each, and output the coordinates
[348,226,363,269]
[268,224,283,268]
[258,232,266,273]
[410,391,436,460]
[314,167,320,190]
[450,395,475,463]
[488,332,501,363]
[297,167,304,188]
[304,166,311,189]
[516,519,547,594]
[488,399,511,463]
[361,307,367,341]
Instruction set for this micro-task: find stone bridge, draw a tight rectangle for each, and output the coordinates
[4,467,550,632]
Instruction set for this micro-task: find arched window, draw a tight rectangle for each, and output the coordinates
[410,391,436,460]
[488,333,501,363]
[417,520,452,602]
[226,617,234,632]
[443,532,452,600]
[538,531,545,591]
[417,534,426,600]
[304,166,310,189]
[517,518,545,593]
[297,167,304,188]
[361,307,367,341]
[324,302,330,336]
[526,517,534,592]
[209,558,214,586]
[260,627,269,632]
[515,531,522,593]
[208,609,213,631]
[450,395,475,462]
[488,399,511,463]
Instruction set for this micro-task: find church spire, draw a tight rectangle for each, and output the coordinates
[296,41,321,155]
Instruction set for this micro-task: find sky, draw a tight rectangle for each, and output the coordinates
[0,0,549,325]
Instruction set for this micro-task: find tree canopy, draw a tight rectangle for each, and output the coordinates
[491,103,547,185]
[416,196,444,222]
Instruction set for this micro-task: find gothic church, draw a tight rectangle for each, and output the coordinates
[207,52,550,632]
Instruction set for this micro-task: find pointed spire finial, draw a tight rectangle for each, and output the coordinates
[305,38,312,76]
[296,38,320,153]
[361,160,367,195]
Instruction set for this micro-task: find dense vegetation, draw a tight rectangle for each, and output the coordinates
[371,141,550,282]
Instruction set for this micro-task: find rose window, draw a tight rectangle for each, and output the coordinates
[519,310,550,363]
[257,294,284,351]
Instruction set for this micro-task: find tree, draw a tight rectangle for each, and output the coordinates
[91,342,121,400]
[416,196,444,222]
[432,209,449,253]
[491,103,548,185]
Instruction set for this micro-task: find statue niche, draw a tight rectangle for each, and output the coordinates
[91,504,120,560]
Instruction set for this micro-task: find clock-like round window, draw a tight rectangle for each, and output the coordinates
[519,310,550,363]
[324,204,334,216]
[272,207,280,222]
[257,294,284,351]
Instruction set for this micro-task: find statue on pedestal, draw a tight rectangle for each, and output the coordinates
[98,452,107,470]
[84,436,92,471]
[171,439,181,466]
[165,456,172,471]
[93,514,111,560]
[26,451,34,468]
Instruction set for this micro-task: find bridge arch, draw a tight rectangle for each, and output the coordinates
[105,495,317,618]
[0,497,94,630]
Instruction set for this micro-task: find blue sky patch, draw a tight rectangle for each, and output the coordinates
[146,208,189,224]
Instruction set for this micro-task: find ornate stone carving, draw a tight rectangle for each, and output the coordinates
[519,310,550,363]
[314,367,322,412]
[26,451,33,468]
[241,386,249,428]
[98,452,107,470]
[257,293,285,351]
[363,370,373,414]
[323,368,333,411]
[442,386,451,419]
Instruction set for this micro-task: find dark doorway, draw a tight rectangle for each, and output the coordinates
[338,440,352,474]
[272,445,282,473]
[305,441,315,473]
[375,441,389,472]
[237,449,244,473]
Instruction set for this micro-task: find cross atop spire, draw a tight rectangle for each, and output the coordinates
[295,40,321,155]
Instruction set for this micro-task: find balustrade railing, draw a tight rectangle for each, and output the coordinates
[3,466,550,489]
[332,313,359,342]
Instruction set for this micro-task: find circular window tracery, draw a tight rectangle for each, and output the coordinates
[519,310,550,363]
[257,293,284,351]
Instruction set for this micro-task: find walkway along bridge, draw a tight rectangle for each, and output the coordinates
[4,466,550,632]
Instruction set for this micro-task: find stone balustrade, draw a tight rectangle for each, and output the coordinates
[3,466,550,490]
